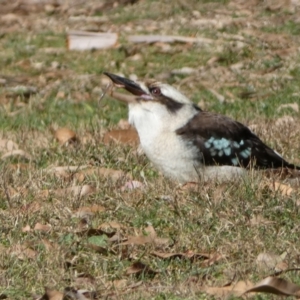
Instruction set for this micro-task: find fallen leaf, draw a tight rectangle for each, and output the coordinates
[0,13,21,25]
[128,53,143,61]
[35,189,50,199]
[99,221,125,230]
[0,139,19,152]
[1,149,32,160]
[73,205,106,218]
[34,222,52,232]
[43,287,63,300]
[267,181,294,196]
[275,261,289,272]
[56,91,65,99]
[10,243,37,260]
[117,119,131,129]
[22,225,31,232]
[67,31,118,51]
[120,225,169,246]
[203,280,253,298]
[103,128,139,145]
[6,186,29,199]
[244,277,300,296]
[126,262,158,276]
[54,127,77,145]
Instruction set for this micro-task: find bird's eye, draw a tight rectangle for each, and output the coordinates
[150,87,161,96]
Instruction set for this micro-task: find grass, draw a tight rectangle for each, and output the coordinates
[1,0,300,299]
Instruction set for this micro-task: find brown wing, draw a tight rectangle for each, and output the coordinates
[176,111,298,169]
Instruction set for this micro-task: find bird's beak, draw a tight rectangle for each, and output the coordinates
[103,72,154,104]
[104,72,147,96]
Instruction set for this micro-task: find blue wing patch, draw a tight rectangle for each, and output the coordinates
[203,137,251,165]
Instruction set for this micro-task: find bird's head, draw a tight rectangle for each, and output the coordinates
[104,72,192,113]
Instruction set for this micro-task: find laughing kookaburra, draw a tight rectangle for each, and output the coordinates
[104,72,300,183]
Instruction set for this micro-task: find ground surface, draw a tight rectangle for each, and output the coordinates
[1,0,300,299]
